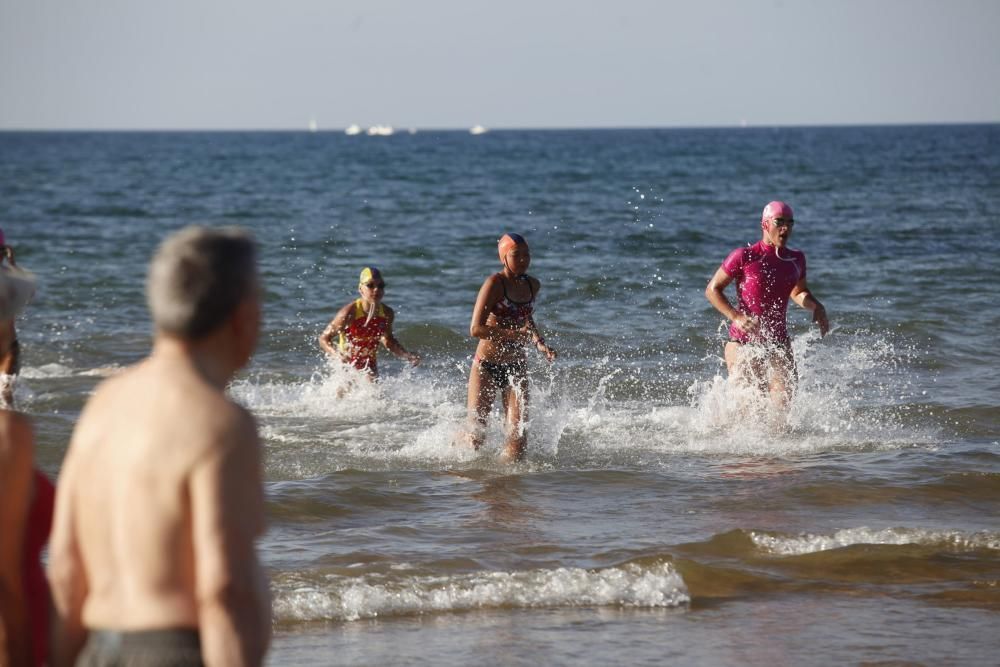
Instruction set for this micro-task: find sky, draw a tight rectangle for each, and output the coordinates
[1,0,998,130]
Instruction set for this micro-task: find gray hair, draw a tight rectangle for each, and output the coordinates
[147,226,258,339]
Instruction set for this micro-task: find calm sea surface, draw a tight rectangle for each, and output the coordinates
[3,126,999,665]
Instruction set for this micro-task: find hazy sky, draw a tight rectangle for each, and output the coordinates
[2,0,998,129]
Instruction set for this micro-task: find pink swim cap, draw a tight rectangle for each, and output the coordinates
[761,201,794,224]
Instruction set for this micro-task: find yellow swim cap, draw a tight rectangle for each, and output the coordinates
[358,266,383,286]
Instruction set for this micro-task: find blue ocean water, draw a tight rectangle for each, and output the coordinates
[3,125,999,665]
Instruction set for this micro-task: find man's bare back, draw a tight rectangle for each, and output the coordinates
[57,354,266,630]
[48,227,269,666]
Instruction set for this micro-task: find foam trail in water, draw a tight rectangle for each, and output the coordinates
[272,561,689,622]
[676,328,933,455]
[231,359,577,469]
[228,326,934,469]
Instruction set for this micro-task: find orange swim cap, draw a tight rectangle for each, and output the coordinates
[497,233,527,262]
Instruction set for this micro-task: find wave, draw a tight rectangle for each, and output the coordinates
[748,527,1000,556]
[20,363,77,379]
[667,527,1000,608]
[20,363,123,380]
[271,560,688,622]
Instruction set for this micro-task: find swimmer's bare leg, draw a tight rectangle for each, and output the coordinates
[465,362,496,450]
[767,346,798,413]
[499,378,528,462]
[725,342,767,416]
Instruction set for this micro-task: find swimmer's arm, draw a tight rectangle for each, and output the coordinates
[791,279,829,336]
[380,307,420,365]
[525,315,557,362]
[192,411,270,667]
[705,267,755,332]
[469,276,531,345]
[48,432,90,667]
[0,415,33,667]
[318,304,353,357]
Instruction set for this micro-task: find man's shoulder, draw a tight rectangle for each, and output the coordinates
[85,361,253,439]
[83,362,156,410]
[783,246,807,265]
[721,244,752,269]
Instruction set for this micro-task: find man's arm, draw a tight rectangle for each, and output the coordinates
[47,432,90,667]
[0,414,33,667]
[705,267,757,334]
[191,410,269,667]
[790,279,829,336]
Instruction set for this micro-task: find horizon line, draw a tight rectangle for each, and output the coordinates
[1,120,998,133]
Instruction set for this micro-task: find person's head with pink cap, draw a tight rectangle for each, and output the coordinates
[760,200,795,248]
[761,201,794,226]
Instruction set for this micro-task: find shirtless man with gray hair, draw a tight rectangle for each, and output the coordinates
[48,226,270,666]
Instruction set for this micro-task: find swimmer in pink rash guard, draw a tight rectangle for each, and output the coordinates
[705,201,830,408]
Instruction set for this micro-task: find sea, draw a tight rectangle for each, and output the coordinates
[3,125,999,665]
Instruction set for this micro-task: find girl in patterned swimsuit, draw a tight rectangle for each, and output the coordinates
[466,234,557,461]
[319,267,420,379]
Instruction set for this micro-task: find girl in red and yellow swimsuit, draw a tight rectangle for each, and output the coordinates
[319,267,420,379]
[467,234,557,461]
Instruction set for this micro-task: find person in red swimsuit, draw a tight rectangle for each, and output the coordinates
[467,234,557,461]
[23,470,53,667]
[0,409,35,667]
[318,267,420,379]
[0,263,50,667]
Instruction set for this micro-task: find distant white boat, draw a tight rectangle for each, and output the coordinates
[345,124,362,136]
[469,125,488,135]
[308,118,318,133]
[367,125,394,136]
[408,127,418,135]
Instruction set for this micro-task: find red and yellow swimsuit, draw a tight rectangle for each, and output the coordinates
[338,299,388,372]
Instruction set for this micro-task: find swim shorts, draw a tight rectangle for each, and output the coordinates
[77,628,203,667]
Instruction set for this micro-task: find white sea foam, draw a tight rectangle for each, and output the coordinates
[750,527,1000,556]
[675,329,933,456]
[272,561,689,622]
[231,360,573,470]
[230,328,932,471]
[20,363,123,379]
[20,363,77,379]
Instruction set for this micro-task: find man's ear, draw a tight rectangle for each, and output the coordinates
[229,295,261,366]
